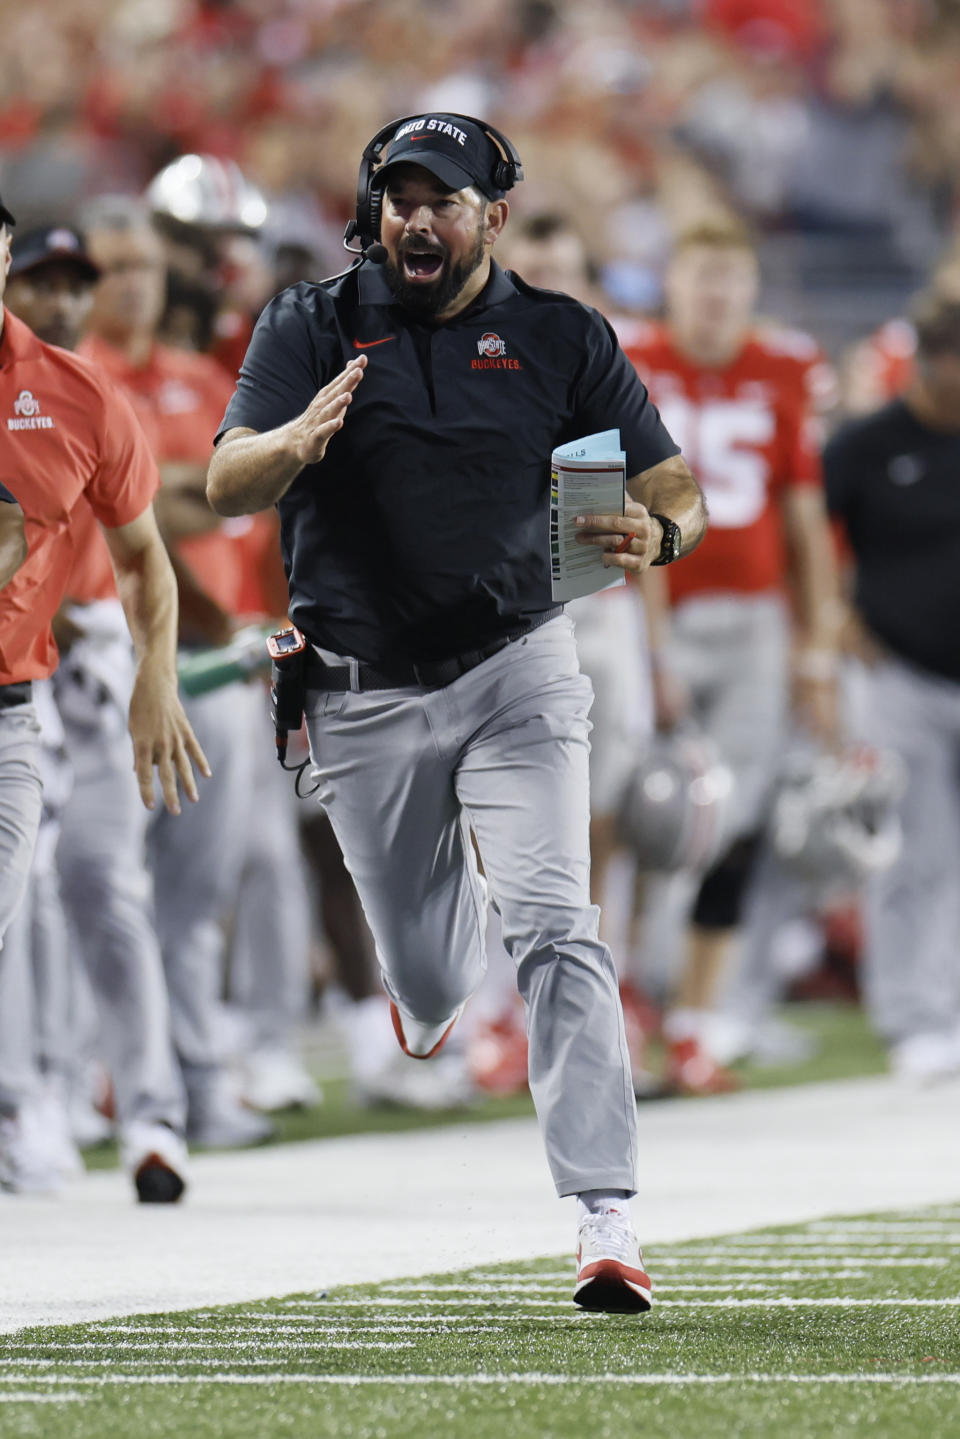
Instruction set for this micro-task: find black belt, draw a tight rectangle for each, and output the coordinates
[0,681,32,709]
[306,608,563,692]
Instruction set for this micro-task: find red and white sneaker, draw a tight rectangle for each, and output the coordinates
[390,1001,464,1060]
[574,1207,653,1313]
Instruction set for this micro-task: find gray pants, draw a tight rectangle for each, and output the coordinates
[0,702,44,1111]
[670,593,790,844]
[55,691,186,1133]
[639,594,791,992]
[229,701,312,1051]
[305,616,638,1197]
[856,655,960,1042]
[0,703,43,951]
[148,681,258,1095]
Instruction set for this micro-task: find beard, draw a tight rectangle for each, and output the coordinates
[383,227,486,318]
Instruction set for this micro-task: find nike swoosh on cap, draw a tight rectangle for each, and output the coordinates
[353,336,397,349]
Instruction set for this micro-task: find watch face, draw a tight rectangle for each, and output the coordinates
[653,515,681,564]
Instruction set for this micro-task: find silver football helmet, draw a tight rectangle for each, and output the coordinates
[145,154,268,232]
[618,730,735,873]
[772,744,905,891]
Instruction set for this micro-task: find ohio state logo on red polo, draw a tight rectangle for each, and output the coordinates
[472,333,521,371]
[8,390,54,430]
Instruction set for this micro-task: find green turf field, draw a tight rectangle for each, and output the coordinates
[3,1201,959,1439]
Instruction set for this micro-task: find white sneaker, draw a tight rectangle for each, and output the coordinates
[0,1103,66,1195]
[890,1031,960,1084]
[356,1049,476,1111]
[239,1049,322,1113]
[390,1001,465,1059]
[121,1122,189,1204]
[575,1207,653,1313]
[35,1083,84,1179]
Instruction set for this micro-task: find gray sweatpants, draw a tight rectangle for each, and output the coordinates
[148,681,258,1096]
[0,703,43,948]
[855,655,960,1042]
[305,616,638,1197]
[0,702,44,1113]
[228,699,312,1052]
[55,691,186,1133]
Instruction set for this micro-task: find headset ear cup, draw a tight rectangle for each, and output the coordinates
[491,160,513,192]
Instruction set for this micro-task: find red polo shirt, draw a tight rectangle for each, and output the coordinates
[0,310,160,683]
[78,334,262,616]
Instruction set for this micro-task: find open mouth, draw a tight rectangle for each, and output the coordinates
[402,249,445,281]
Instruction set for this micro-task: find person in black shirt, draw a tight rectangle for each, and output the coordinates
[824,293,960,1081]
[0,483,26,590]
[208,112,707,1312]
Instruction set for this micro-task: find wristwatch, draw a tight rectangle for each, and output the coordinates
[650,514,682,566]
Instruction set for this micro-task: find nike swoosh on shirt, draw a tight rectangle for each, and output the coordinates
[353,336,397,349]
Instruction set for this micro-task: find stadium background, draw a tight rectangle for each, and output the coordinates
[3,0,957,354]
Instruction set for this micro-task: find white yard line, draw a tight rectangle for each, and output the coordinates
[300,1295,960,1309]
[652,1255,948,1267]
[0,1392,88,1403]
[3,1372,960,1388]
[3,1072,960,1333]
[7,1335,414,1346]
[653,1260,944,1272]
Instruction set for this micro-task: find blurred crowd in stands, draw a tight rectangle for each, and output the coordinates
[3,0,960,348]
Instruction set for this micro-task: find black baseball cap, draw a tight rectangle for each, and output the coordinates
[0,194,15,228]
[9,225,100,281]
[372,115,511,200]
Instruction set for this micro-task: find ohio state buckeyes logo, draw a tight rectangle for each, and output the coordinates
[477,332,506,357]
[8,389,54,430]
[471,332,521,372]
[14,390,39,417]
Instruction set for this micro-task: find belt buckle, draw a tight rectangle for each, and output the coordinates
[348,657,361,693]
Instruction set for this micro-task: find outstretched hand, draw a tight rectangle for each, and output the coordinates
[288,356,368,467]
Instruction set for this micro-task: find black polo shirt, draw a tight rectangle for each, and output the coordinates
[824,398,960,682]
[217,260,679,664]
[0,482,16,503]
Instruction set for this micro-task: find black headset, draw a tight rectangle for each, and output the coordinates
[343,113,524,260]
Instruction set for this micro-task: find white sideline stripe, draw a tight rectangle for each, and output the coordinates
[7,1358,427,1370]
[6,1335,417,1346]
[217,1313,587,1325]
[373,1278,876,1294]
[0,1392,88,1404]
[653,1256,946,1268]
[684,1236,960,1248]
[92,1324,423,1336]
[808,1223,960,1233]
[5,1372,960,1388]
[280,1296,960,1309]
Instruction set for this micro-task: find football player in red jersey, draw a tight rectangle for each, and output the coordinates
[625,218,841,1094]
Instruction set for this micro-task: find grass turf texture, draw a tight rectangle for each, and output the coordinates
[82,1002,886,1171]
[3,1202,959,1438]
